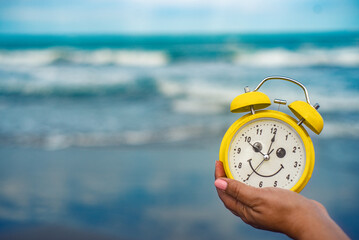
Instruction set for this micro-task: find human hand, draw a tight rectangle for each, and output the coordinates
[214,161,349,240]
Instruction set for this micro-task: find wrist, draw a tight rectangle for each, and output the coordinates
[281,199,320,239]
[284,207,311,239]
[284,201,348,240]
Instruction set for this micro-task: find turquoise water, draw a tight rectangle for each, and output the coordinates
[0,32,359,239]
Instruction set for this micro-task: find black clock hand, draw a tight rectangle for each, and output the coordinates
[246,135,276,181]
[247,142,265,156]
[268,149,274,155]
[267,134,276,155]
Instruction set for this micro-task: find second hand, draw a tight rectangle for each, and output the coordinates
[245,132,277,182]
[245,159,265,181]
[245,149,274,181]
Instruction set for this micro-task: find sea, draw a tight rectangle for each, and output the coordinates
[0,32,359,239]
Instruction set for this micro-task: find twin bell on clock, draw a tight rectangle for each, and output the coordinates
[219,76,323,193]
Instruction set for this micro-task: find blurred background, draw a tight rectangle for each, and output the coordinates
[0,0,358,239]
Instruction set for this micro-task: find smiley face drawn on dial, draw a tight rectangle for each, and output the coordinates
[229,118,306,189]
[247,159,284,178]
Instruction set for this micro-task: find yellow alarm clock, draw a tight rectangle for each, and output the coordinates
[219,76,323,193]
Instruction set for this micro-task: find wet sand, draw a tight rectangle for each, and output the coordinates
[0,137,358,239]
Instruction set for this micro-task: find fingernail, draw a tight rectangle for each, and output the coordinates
[215,179,228,191]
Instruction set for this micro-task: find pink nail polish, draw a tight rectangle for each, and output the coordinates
[215,179,228,190]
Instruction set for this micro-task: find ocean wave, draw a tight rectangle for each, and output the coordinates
[321,122,359,138]
[0,76,160,98]
[1,46,359,68]
[1,120,358,149]
[234,47,359,68]
[157,79,238,114]
[0,124,224,150]
[168,93,359,115]
[156,79,359,115]
[1,70,359,114]
[0,48,169,67]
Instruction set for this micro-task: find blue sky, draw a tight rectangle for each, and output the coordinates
[0,0,358,34]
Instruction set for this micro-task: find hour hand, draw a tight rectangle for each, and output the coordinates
[248,142,265,156]
[271,134,276,143]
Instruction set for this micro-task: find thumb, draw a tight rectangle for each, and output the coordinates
[214,178,259,206]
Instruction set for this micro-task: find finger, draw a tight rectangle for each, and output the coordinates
[216,187,244,216]
[215,178,259,207]
[216,188,246,218]
[215,160,226,179]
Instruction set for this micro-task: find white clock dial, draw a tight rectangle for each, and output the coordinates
[228,118,306,189]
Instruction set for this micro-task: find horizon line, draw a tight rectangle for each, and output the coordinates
[0,29,358,36]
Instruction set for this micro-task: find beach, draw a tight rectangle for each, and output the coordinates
[0,32,359,239]
[1,137,359,239]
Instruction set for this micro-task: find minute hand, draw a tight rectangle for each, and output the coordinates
[267,134,276,155]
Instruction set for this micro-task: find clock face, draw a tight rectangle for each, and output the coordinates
[228,118,306,189]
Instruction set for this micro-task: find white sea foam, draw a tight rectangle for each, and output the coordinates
[0,70,133,96]
[0,48,169,67]
[157,78,359,115]
[0,50,58,66]
[5,124,223,150]
[316,94,359,112]
[70,49,169,67]
[4,117,359,150]
[172,99,227,115]
[157,79,238,114]
[322,122,359,138]
[234,47,359,68]
[2,46,358,68]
